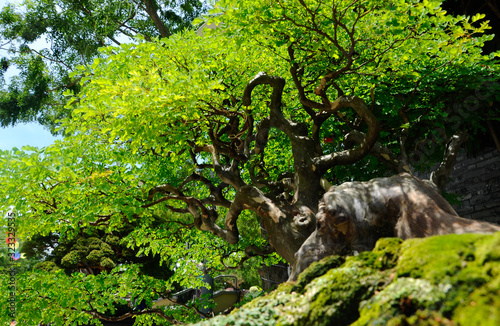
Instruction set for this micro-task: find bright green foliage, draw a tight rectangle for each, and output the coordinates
[1,0,499,324]
[195,233,500,326]
[211,0,500,178]
[0,265,176,325]
[0,0,206,131]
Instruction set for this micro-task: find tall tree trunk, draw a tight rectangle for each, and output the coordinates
[141,0,171,38]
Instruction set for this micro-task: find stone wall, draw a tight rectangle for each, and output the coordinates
[444,147,500,224]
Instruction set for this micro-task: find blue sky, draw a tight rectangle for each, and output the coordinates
[0,123,62,151]
[0,0,62,151]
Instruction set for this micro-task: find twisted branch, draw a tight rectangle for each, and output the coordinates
[429,131,468,192]
[344,130,401,173]
[313,96,380,172]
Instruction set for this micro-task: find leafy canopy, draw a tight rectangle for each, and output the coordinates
[0,0,206,131]
[1,0,500,324]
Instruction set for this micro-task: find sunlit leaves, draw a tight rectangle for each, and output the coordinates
[1,1,499,325]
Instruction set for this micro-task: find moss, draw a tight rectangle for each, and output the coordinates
[475,230,500,264]
[288,266,389,326]
[372,237,403,270]
[396,233,486,283]
[234,282,295,312]
[386,310,454,326]
[195,291,283,326]
[452,261,500,326]
[196,303,278,326]
[192,233,500,326]
[353,278,450,325]
[453,284,500,326]
[292,255,345,293]
[396,233,499,317]
[343,237,402,271]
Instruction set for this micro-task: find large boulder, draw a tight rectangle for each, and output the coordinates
[193,232,500,326]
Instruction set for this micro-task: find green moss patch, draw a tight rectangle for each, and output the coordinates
[353,278,450,325]
[193,233,500,326]
[292,255,345,293]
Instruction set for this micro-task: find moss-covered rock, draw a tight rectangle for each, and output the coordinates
[292,255,345,293]
[193,232,500,326]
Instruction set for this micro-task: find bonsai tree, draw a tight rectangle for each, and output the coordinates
[1,0,499,324]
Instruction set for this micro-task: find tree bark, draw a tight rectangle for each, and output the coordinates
[163,72,496,280]
[429,131,468,192]
[141,0,171,38]
[290,173,500,280]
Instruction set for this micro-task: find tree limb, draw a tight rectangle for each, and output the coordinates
[219,245,275,270]
[344,130,400,173]
[242,72,293,137]
[180,173,232,208]
[249,162,295,201]
[190,142,246,189]
[253,117,272,155]
[287,45,329,111]
[429,131,468,192]
[140,0,172,38]
[223,186,288,245]
[313,96,380,172]
[145,178,240,244]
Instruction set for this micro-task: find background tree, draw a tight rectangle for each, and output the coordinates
[0,0,206,132]
[1,0,499,324]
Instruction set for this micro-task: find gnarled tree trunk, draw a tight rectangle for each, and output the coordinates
[145,71,499,283]
[290,173,500,280]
